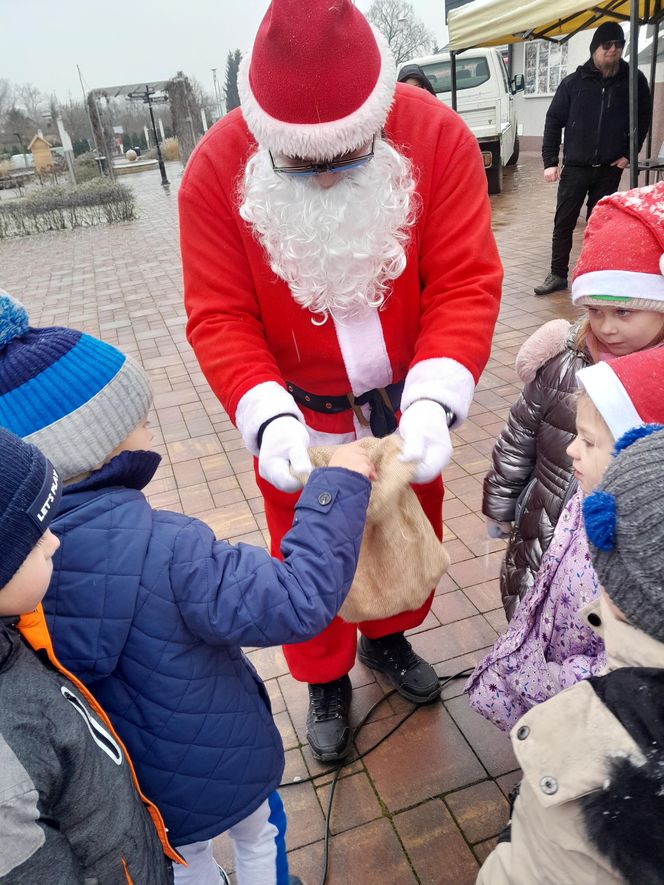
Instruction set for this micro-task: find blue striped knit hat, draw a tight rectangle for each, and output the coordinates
[0,291,152,482]
[0,426,62,590]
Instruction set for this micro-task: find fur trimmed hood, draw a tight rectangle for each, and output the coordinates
[515,318,574,383]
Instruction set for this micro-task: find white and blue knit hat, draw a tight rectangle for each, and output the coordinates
[0,291,152,481]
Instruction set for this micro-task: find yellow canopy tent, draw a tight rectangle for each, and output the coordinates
[447,0,664,185]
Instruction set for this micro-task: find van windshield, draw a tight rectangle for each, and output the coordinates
[420,57,490,93]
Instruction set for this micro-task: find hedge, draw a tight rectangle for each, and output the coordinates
[0,179,136,238]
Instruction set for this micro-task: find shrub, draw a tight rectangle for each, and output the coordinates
[74,151,102,183]
[0,179,136,238]
[162,137,180,162]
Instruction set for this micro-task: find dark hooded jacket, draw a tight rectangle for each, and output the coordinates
[542,58,651,168]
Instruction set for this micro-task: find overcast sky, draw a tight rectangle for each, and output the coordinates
[5,0,448,104]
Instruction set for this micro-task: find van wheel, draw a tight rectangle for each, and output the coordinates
[487,161,503,195]
[507,136,520,166]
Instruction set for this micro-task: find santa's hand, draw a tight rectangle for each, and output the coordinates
[258,416,312,493]
[398,400,453,484]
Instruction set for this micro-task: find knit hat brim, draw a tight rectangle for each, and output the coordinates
[0,427,62,590]
[24,355,152,481]
[572,269,664,312]
[590,21,625,53]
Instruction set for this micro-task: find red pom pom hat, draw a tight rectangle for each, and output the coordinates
[238,0,396,161]
[571,181,664,314]
[576,347,664,441]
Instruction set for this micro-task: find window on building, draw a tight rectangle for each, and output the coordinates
[524,40,569,96]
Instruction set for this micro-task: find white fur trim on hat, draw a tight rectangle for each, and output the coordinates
[238,27,397,161]
[576,361,643,441]
[572,269,664,305]
[401,358,476,425]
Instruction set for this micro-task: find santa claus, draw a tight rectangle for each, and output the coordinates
[180,0,502,762]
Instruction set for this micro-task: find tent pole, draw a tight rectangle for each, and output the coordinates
[451,50,458,112]
[630,0,640,187]
[646,16,659,184]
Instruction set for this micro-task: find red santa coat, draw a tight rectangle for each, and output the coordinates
[179,85,502,455]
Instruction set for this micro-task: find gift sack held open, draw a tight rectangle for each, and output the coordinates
[306,435,450,622]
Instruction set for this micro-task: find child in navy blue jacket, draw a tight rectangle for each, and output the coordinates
[0,292,373,885]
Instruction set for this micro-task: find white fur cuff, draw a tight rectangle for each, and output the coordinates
[401,358,476,424]
[235,381,305,456]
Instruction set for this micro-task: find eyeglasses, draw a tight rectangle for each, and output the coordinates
[270,137,376,177]
[600,40,625,50]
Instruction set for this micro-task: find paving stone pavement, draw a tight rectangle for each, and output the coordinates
[0,153,584,883]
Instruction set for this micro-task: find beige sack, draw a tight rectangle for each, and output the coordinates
[306,435,450,623]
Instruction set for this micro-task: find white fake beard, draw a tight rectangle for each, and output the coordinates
[238,139,417,320]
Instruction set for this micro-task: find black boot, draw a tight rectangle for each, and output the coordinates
[358,632,440,703]
[306,675,352,762]
[533,272,568,296]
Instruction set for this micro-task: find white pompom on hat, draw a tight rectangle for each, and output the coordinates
[238,0,397,162]
[571,181,664,314]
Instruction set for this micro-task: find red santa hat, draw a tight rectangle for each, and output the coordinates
[238,0,396,161]
[576,347,664,441]
[571,181,664,314]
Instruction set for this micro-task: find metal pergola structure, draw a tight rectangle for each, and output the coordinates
[448,0,664,186]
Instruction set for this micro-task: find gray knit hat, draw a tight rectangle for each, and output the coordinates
[0,291,152,481]
[583,425,664,639]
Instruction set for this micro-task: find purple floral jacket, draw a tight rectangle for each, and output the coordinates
[466,490,607,731]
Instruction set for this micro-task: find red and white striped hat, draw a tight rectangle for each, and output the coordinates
[577,347,664,441]
[238,0,396,161]
[571,181,664,314]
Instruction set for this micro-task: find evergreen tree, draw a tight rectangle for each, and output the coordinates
[223,49,242,113]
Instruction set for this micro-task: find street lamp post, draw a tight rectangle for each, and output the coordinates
[128,84,170,187]
[212,68,223,120]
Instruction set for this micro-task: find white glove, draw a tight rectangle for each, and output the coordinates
[398,400,453,484]
[486,517,513,539]
[258,416,312,493]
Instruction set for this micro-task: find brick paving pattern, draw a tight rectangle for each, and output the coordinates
[1,154,584,883]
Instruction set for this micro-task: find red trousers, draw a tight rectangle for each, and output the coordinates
[255,462,444,684]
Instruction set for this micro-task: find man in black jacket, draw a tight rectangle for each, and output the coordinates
[534,21,652,296]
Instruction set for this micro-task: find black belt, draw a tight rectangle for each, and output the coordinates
[286,379,404,438]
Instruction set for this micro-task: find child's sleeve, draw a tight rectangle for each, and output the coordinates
[482,372,544,523]
[170,467,371,647]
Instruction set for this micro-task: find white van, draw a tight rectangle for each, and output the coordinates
[403,49,524,194]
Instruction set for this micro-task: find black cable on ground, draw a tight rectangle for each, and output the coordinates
[279,667,473,885]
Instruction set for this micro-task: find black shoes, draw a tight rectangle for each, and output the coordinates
[306,675,353,762]
[534,273,568,296]
[358,632,441,704]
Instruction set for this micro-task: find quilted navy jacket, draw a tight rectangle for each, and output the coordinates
[43,450,370,847]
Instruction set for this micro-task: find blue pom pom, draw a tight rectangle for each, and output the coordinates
[583,491,617,551]
[614,423,664,455]
[0,291,29,346]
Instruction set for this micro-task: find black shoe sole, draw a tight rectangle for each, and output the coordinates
[357,651,441,705]
[306,730,353,763]
[533,283,568,296]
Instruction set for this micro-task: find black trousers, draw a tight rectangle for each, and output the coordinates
[550,164,623,277]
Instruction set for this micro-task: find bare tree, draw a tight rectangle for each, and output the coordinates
[0,79,14,126]
[16,82,46,125]
[366,0,434,67]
